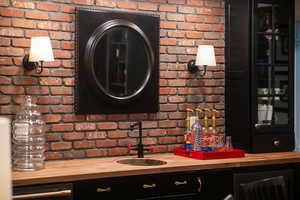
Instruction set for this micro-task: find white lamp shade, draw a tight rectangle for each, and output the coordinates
[195,45,216,66]
[29,37,54,62]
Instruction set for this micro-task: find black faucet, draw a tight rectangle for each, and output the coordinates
[130,121,152,158]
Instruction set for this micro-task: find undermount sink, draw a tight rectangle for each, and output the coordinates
[117,158,167,166]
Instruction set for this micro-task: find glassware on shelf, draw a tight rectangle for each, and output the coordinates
[12,96,46,171]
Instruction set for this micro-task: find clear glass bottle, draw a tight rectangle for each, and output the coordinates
[12,96,46,171]
[192,108,202,151]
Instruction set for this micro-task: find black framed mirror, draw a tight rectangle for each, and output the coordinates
[75,8,160,114]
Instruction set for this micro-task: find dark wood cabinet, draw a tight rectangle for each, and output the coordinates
[225,0,295,153]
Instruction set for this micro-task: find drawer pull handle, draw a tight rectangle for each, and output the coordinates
[175,180,187,186]
[197,177,202,193]
[143,184,156,189]
[96,187,111,192]
[274,140,280,147]
[13,190,71,200]
[255,124,260,129]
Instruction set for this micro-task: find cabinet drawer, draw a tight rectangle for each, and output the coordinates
[252,134,294,153]
[73,178,129,200]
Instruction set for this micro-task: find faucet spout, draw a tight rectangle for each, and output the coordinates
[130,121,144,158]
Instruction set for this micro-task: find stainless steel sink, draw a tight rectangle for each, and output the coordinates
[116,158,167,166]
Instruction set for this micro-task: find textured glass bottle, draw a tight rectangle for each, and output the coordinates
[12,96,46,171]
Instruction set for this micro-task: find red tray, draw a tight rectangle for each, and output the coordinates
[174,148,245,160]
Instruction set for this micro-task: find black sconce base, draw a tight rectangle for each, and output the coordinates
[22,54,38,71]
[187,59,198,73]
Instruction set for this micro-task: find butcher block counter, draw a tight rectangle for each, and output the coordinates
[12,152,300,187]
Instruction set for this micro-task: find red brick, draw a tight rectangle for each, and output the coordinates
[0,8,24,17]
[160,54,177,62]
[160,21,177,29]
[169,112,185,119]
[186,16,204,23]
[0,28,24,37]
[205,1,221,8]
[107,131,127,138]
[51,69,74,77]
[96,140,117,147]
[51,105,73,113]
[74,141,95,149]
[12,38,30,47]
[37,2,60,11]
[0,0,9,6]
[50,87,73,95]
[73,0,94,5]
[1,66,22,76]
[178,6,195,13]
[168,0,185,4]
[0,105,18,114]
[0,76,11,85]
[45,152,63,160]
[39,78,62,86]
[204,16,221,24]
[0,18,11,26]
[50,32,72,40]
[51,142,72,150]
[37,22,60,30]
[187,0,204,6]
[0,47,23,56]
[42,115,62,123]
[168,79,186,86]
[45,133,61,141]
[53,50,72,59]
[118,1,137,9]
[204,32,222,39]
[50,13,73,22]
[87,115,106,121]
[168,30,185,38]
[75,123,96,131]
[62,96,74,104]
[160,71,177,79]
[158,136,177,144]
[96,0,116,7]
[61,42,75,50]
[13,76,38,85]
[61,5,76,13]
[178,23,195,30]
[168,96,185,103]
[63,114,85,122]
[52,124,74,132]
[12,1,35,9]
[159,88,177,95]
[25,11,49,20]
[148,129,167,136]
[178,40,194,46]
[61,24,75,32]
[186,32,204,39]
[138,3,157,11]
[97,122,118,130]
[108,148,128,156]
[195,24,212,31]
[167,13,184,21]
[0,86,24,94]
[160,104,177,111]
[26,86,50,95]
[160,38,177,46]
[0,58,13,65]
[25,30,49,37]
[159,5,177,12]
[86,132,106,139]
[86,149,107,157]
[62,60,75,68]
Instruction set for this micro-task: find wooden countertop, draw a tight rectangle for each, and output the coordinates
[12,152,300,186]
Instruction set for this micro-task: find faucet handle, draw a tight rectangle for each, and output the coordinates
[144,145,154,153]
[127,144,131,153]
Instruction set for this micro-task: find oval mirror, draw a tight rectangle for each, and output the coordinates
[85,19,154,103]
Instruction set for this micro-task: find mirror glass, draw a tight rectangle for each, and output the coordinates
[93,26,149,98]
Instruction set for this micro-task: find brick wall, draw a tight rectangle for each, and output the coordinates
[0,0,225,160]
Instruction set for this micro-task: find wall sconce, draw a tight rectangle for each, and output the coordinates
[23,36,54,74]
[187,45,216,76]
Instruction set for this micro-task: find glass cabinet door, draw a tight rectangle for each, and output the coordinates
[254,0,292,129]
